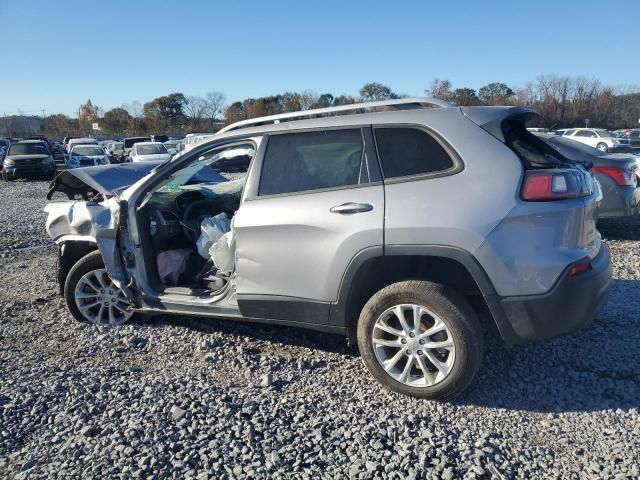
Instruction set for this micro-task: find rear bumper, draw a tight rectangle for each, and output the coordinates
[489,244,611,343]
[598,185,640,218]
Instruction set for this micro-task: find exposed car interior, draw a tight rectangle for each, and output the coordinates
[137,143,254,296]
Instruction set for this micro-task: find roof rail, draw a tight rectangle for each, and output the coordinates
[218,97,450,134]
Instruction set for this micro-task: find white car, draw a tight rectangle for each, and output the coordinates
[129,142,172,163]
[562,128,631,152]
[67,145,110,169]
[66,137,98,153]
[184,133,216,152]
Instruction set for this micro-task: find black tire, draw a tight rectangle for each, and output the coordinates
[64,251,136,325]
[357,280,484,400]
[596,142,608,152]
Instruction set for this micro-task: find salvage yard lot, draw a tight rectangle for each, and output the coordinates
[0,180,638,478]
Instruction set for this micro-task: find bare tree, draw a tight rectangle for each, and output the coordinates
[426,79,452,101]
[204,92,226,126]
[183,95,208,129]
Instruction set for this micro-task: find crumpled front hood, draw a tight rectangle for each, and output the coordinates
[47,161,162,200]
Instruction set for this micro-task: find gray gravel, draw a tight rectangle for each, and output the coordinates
[0,179,639,479]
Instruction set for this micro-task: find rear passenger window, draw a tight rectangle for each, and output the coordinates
[259,129,367,196]
[374,127,455,179]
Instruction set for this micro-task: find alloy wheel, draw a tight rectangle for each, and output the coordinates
[74,268,132,326]
[371,304,456,387]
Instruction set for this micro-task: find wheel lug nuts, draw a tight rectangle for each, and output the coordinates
[98,296,102,300]
[401,339,407,344]
[100,290,105,294]
[409,332,415,338]
[417,350,423,355]
[406,350,412,355]
[419,339,425,345]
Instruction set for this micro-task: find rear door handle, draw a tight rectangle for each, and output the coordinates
[330,202,374,214]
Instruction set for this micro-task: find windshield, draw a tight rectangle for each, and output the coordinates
[158,144,254,193]
[71,139,97,146]
[137,144,168,155]
[8,143,48,155]
[73,146,104,156]
[548,136,607,157]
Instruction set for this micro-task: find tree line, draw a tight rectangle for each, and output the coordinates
[1,76,639,138]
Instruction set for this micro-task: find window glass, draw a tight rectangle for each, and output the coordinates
[72,146,104,156]
[564,129,576,136]
[576,130,597,138]
[157,143,254,194]
[138,144,168,155]
[8,143,48,155]
[374,127,454,179]
[259,129,365,196]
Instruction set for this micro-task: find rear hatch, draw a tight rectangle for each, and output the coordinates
[463,106,601,258]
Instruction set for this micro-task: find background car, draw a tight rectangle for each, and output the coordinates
[66,137,99,153]
[122,136,151,160]
[129,142,171,162]
[0,146,7,168]
[106,141,126,163]
[163,140,181,156]
[183,133,216,152]
[562,128,632,153]
[625,129,640,151]
[151,134,169,143]
[2,140,57,181]
[66,144,110,169]
[539,134,639,218]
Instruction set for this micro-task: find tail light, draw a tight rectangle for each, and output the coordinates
[522,169,591,201]
[592,166,635,186]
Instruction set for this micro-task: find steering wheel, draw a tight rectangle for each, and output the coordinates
[181,199,229,242]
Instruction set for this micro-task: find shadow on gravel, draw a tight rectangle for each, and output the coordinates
[598,217,640,240]
[456,278,640,413]
[134,313,353,356]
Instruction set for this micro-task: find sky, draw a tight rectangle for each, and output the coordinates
[0,0,638,117]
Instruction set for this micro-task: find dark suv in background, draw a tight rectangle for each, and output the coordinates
[3,140,57,181]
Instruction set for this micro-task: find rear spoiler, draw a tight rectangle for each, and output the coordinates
[461,106,539,142]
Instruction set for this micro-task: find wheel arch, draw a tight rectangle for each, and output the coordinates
[329,245,516,343]
[56,240,98,294]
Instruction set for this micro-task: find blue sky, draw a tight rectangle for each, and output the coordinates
[1,0,638,117]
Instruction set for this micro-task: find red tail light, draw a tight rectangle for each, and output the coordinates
[592,166,631,186]
[522,169,591,201]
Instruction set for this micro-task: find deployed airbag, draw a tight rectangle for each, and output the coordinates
[196,213,231,259]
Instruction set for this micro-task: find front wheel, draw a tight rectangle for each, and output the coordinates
[596,142,608,152]
[357,280,483,400]
[64,251,135,326]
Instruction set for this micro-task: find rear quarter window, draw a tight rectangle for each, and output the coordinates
[373,127,457,179]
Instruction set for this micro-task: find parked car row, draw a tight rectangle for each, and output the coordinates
[527,127,638,153]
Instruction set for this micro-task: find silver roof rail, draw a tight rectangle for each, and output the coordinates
[218,97,451,134]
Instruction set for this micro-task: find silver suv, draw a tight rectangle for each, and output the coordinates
[44,98,611,400]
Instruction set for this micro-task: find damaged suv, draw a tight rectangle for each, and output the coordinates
[45,98,611,400]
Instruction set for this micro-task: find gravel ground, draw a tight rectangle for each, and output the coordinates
[0,180,638,479]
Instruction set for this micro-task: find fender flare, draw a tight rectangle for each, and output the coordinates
[329,245,519,343]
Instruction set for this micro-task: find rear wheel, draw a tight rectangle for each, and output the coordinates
[357,280,483,400]
[64,251,134,326]
[596,142,608,152]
